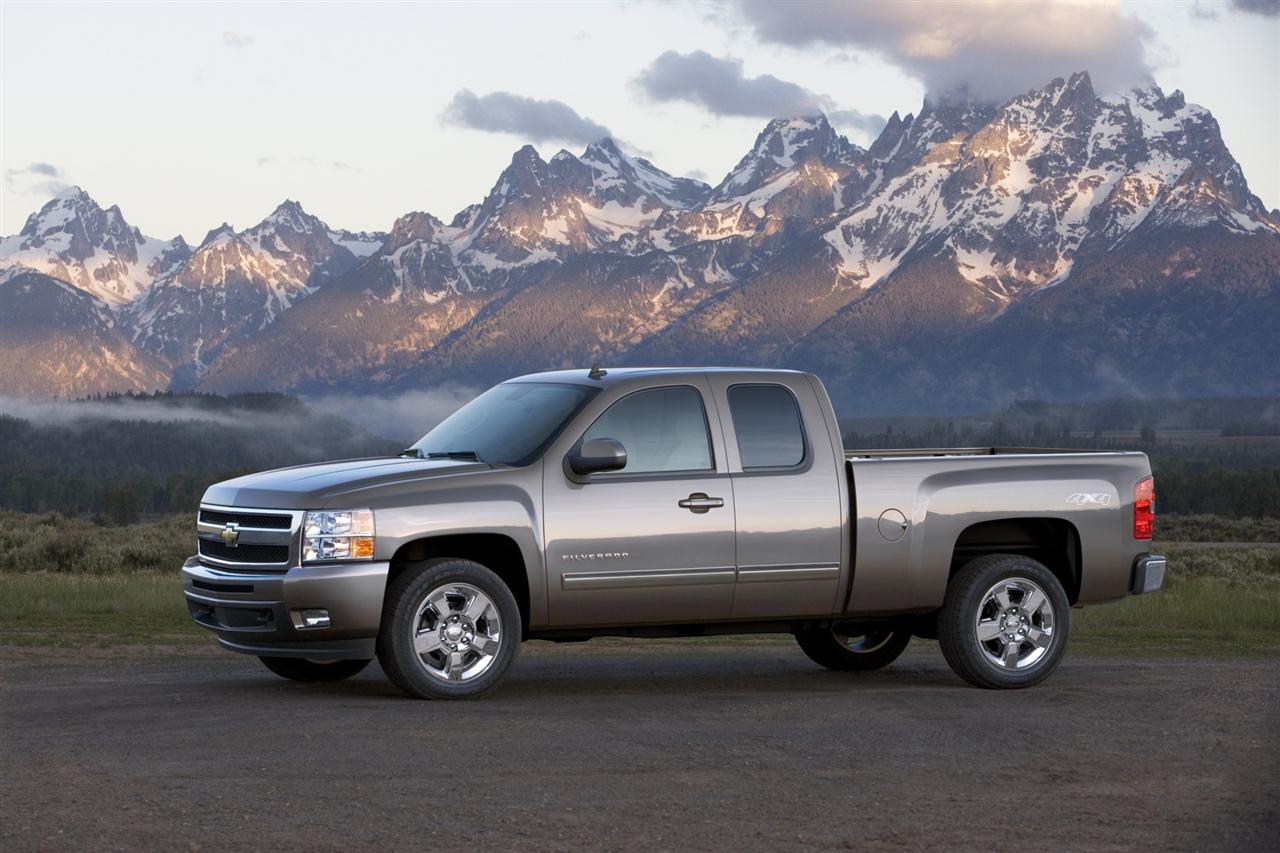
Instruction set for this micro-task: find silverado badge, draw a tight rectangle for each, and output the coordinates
[220,523,240,547]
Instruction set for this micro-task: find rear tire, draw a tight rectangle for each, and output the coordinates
[259,657,370,682]
[795,624,911,671]
[938,554,1070,689]
[377,558,521,700]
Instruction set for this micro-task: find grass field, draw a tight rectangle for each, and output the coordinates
[2,540,1277,657]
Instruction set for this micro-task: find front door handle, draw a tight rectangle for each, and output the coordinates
[679,493,725,513]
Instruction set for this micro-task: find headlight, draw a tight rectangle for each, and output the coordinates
[303,509,375,562]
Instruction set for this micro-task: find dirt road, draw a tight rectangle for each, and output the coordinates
[2,641,1277,851]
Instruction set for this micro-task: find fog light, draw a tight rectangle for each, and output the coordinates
[300,609,331,629]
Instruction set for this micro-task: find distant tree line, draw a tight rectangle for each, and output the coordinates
[2,392,1278,521]
[0,392,399,523]
[842,397,1280,519]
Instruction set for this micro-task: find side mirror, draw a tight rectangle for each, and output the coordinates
[568,437,628,476]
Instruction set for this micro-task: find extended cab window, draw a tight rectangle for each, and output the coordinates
[728,384,806,469]
[582,386,713,474]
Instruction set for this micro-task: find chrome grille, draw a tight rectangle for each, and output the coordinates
[196,504,301,571]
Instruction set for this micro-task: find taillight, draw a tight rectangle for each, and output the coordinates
[1133,476,1155,540]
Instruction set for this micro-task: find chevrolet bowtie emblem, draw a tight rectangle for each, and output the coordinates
[220,523,240,547]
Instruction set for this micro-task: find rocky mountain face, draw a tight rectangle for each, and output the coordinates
[4,72,1278,410]
[125,200,383,382]
[0,266,169,397]
[0,188,189,307]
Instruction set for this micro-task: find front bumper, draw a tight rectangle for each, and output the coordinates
[181,556,390,660]
[1130,554,1166,595]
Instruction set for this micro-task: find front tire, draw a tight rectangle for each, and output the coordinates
[795,624,912,671]
[377,558,521,700]
[259,657,370,682]
[938,554,1070,689]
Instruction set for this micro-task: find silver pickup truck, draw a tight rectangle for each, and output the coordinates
[182,367,1165,698]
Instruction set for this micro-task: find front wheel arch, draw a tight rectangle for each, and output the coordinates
[386,533,530,634]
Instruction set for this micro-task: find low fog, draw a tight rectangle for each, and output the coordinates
[304,386,478,443]
[0,385,479,444]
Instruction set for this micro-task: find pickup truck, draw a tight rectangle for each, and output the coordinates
[182,367,1166,699]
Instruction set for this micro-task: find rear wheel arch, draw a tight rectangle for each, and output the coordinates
[949,517,1081,604]
[387,533,530,634]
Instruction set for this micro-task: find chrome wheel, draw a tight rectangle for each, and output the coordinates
[411,582,503,683]
[975,577,1055,671]
[831,625,895,654]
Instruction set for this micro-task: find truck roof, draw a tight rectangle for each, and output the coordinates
[508,366,808,386]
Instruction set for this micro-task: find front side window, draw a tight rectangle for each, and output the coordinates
[728,384,806,469]
[581,386,713,474]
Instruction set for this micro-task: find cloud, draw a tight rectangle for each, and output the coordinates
[732,0,1155,101]
[440,89,612,145]
[221,31,254,48]
[636,50,826,118]
[635,50,886,139]
[827,108,889,137]
[5,162,71,196]
[1230,0,1280,15]
[256,155,359,172]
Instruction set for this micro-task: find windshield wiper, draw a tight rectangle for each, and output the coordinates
[424,450,484,462]
[398,448,423,458]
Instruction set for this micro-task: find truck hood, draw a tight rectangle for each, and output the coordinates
[201,457,491,509]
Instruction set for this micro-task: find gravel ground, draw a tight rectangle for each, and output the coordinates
[2,640,1277,851]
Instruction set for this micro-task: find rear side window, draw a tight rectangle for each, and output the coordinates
[582,386,713,474]
[728,384,806,469]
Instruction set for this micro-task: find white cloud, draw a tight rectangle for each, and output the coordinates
[221,31,254,49]
[440,89,612,145]
[732,0,1155,101]
[4,162,71,197]
[635,50,885,137]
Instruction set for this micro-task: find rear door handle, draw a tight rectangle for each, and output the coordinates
[679,493,725,513]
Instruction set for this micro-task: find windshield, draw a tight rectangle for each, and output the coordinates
[408,382,598,466]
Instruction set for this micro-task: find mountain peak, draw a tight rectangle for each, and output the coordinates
[52,184,88,201]
[255,198,325,235]
[384,211,442,251]
[711,112,858,201]
[583,137,625,158]
[200,223,238,247]
[511,144,544,165]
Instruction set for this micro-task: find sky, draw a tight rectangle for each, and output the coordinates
[1,1,1277,240]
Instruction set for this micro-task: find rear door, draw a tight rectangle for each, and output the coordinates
[709,377,845,618]
[543,379,736,627]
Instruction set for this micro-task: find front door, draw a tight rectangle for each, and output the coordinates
[543,381,736,627]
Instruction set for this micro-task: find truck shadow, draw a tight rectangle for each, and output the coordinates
[224,651,990,703]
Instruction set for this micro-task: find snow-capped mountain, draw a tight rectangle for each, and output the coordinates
[4,72,1278,408]
[0,187,188,307]
[199,210,488,392]
[445,139,713,286]
[124,200,385,378]
[822,72,1276,302]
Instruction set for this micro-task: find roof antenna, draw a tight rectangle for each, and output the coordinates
[588,363,608,380]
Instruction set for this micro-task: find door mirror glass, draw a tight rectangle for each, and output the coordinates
[568,437,628,475]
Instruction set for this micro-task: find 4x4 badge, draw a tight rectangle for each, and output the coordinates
[1066,493,1110,505]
